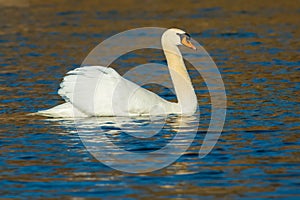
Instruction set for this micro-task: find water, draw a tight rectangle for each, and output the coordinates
[1,0,299,199]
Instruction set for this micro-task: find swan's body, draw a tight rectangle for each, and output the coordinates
[37,28,197,118]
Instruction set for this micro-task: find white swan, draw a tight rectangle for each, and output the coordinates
[37,28,197,117]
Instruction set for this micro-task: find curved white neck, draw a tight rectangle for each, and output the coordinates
[162,38,197,114]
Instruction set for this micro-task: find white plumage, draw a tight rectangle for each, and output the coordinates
[36,28,197,118]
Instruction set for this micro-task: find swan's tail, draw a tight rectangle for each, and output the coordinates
[33,102,88,118]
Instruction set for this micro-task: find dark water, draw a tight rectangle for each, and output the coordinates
[1,0,299,199]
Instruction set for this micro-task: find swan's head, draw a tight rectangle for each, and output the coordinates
[162,28,196,50]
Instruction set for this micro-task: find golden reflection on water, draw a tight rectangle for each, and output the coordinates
[1,0,299,199]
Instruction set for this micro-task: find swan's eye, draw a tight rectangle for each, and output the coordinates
[184,33,191,41]
[177,33,191,42]
[179,33,197,50]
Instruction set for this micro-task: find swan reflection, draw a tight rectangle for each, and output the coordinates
[63,114,200,173]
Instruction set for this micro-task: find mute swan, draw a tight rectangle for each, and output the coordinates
[37,28,197,117]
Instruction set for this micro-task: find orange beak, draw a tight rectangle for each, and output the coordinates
[182,36,197,50]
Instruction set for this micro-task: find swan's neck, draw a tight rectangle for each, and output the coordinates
[162,42,197,114]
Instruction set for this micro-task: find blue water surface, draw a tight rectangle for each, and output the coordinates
[0,1,299,199]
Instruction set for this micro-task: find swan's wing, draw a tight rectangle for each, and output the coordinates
[58,66,121,115]
[58,66,169,116]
